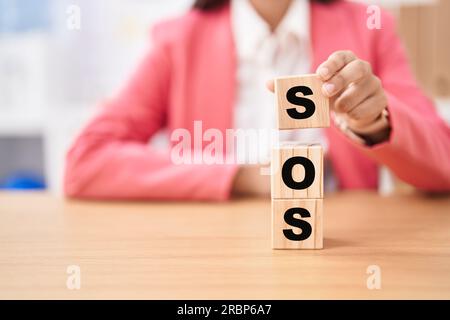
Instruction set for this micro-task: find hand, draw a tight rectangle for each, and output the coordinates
[316,50,389,142]
[267,50,391,144]
[232,165,271,198]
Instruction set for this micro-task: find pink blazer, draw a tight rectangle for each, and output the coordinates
[64,1,450,200]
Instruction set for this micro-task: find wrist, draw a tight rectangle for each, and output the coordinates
[352,108,391,145]
[334,108,391,146]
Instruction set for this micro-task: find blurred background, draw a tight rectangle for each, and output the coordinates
[0,0,449,194]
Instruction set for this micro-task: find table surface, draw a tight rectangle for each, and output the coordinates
[0,191,449,299]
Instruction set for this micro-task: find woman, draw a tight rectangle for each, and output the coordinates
[64,0,450,200]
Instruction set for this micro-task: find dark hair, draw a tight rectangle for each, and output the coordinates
[193,0,336,11]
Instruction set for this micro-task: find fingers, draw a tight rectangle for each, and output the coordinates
[334,75,382,113]
[317,50,357,81]
[268,50,366,97]
[345,91,387,128]
[321,59,372,98]
[316,50,387,130]
[266,79,275,92]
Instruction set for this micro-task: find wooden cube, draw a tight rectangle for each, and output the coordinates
[271,143,323,199]
[272,199,323,249]
[275,74,330,129]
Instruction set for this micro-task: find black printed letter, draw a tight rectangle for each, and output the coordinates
[281,156,315,190]
[283,207,312,241]
[286,86,316,119]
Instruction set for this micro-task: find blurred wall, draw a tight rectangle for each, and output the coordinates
[0,0,190,192]
[397,0,450,97]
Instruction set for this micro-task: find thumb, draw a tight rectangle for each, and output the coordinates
[266,79,275,92]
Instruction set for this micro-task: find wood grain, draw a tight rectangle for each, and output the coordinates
[0,191,450,299]
[275,74,330,129]
[434,0,450,96]
[397,1,450,97]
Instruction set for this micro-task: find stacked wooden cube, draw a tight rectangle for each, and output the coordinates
[272,75,330,250]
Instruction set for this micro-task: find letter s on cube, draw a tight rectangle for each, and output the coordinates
[272,199,323,249]
[275,74,330,129]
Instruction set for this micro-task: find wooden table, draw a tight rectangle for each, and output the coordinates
[0,191,449,299]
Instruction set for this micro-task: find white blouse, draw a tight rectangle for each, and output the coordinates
[231,0,336,191]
